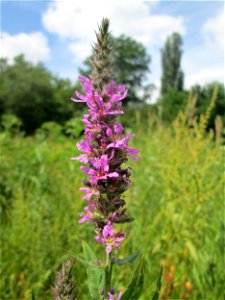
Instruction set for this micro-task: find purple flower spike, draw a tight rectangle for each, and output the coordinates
[71,76,140,255]
[70,19,141,299]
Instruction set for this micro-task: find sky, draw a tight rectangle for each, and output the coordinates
[1,0,224,101]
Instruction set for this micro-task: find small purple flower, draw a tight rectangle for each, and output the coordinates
[81,155,119,184]
[77,137,93,154]
[95,222,125,255]
[108,291,123,300]
[106,126,140,160]
[103,81,127,101]
[79,203,95,223]
[91,92,124,121]
[71,85,124,118]
[71,76,94,103]
[80,187,99,202]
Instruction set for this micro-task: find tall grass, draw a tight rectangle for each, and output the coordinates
[0,109,224,299]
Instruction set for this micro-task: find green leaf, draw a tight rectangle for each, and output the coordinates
[120,257,144,300]
[192,265,204,296]
[31,291,35,300]
[152,268,163,300]
[186,240,198,261]
[72,254,96,267]
[82,241,105,300]
[113,250,141,266]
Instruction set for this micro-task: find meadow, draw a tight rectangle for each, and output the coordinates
[0,108,224,300]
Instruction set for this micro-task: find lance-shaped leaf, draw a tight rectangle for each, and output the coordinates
[113,249,141,266]
[32,291,35,300]
[152,267,162,300]
[120,257,144,300]
[82,241,105,300]
[72,254,98,268]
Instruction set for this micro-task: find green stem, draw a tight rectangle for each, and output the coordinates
[104,253,113,299]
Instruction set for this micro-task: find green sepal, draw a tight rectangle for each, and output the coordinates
[120,257,144,300]
[114,217,135,224]
[93,217,135,224]
[113,249,141,266]
[152,267,163,300]
[82,241,105,300]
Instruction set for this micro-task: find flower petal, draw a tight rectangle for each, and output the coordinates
[106,245,113,255]
[107,172,119,178]
[100,155,109,172]
[116,291,123,300]
[70,97,86,103]
[71,154,89,163]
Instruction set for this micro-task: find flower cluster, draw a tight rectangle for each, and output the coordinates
[71,76,140,255]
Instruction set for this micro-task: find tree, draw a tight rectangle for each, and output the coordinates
[161,32,184,94]
[81,35,151,104]
[159,89,188,122]
[191,82,225,129]
[0,55,77,133]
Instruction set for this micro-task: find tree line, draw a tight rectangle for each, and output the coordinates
[0,33,224,134]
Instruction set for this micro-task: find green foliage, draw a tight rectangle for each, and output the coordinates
[161,32,184,94]
[151,268,162,300]
[121,258,144,300]
[119,104,158,131]
[35,121,63,141]
[0,114,23,144]
[64,117,84,138]
[81,35,151,104]
[113,249,141,266]
[0,55,77,134]
[82,241,105,300]
[0,108,224,299]
[191,82,225,129]
[0,114,22,133]
[158,89,188,122]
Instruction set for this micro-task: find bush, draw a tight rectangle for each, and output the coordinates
[35,121,63,141]
[0,114,22,134]
[64,117,84,138]
[158,89,188,122]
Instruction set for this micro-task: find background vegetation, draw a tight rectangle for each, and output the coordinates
[0,32,224,299]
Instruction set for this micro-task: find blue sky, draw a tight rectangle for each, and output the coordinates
[1,0,224,100]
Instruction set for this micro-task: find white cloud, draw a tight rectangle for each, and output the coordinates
[185,66,224,88]
[183,11,224,88]
[203,11,224,51]
[42,0,186,62]
[68,42,92,63]
[42,0,223,97]
[183,46,224,88]
[1,32,50,64]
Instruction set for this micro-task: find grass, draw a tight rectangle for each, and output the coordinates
[0,111,224,300]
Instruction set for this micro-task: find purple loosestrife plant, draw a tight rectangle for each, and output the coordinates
[71,19,144,300]
[71,77,140,232]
